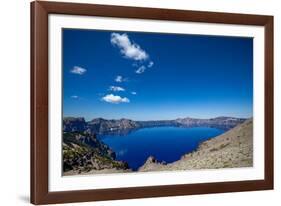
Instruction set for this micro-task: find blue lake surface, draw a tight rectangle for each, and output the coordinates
[100,126,224,171]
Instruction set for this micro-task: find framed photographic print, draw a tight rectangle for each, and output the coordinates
[31,1,274,204]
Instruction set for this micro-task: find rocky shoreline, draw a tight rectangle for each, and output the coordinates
[63,116,246,135]
[139,119,253,172]
[63,117,252,175]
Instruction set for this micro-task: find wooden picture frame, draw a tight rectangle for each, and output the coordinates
[31,1,274,204]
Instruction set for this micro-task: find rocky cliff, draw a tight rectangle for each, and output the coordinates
[175,116,246,130]
[63,132,129,175]
[63,117,87,132]
[63,116,246,135]
[138,118,253,172]
[87,118,140,135]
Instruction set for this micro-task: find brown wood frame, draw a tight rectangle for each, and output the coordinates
[31,1,274,204]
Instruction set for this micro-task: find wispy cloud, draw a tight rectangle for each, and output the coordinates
[135,66,146,74]
[109,86,125,92]
[131,92,137,95]
[111,33,148,61]
[148,61,154,68]
[70,66,87,75]
[115,75,127,82]
[101,94,130,104]
[70,95,79,99]
[132,62,139,67]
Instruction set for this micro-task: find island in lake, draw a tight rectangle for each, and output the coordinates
[62,116,253,176]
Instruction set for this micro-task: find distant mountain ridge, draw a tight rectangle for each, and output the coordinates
[63,116,246,135]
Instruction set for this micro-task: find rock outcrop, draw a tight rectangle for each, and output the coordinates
[63,117,87,132]
[63,132,129,175]
[138,119,253,172]
[87,118,140,135]
[138,156,167,171]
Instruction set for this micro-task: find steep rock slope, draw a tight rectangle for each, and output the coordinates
[139,119,253,172]
[63,132,129,175]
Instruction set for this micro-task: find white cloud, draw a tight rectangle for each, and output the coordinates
[115,75,127,82]
[131,92,137,95]
[111,33,148,61]
[115,75,122,82]
[135,65,146,74]
[109,86,125,92]
[70,66,87,75]
[101,94,130,104]
[71,95,79,99]
[148,61,154,68]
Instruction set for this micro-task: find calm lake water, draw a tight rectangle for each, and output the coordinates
[101,126,224,170]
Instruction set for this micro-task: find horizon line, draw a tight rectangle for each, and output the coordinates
[63,115,253,122]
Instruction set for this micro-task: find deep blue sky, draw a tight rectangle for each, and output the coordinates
[63,29,253,121]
